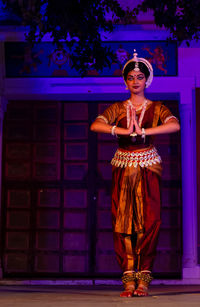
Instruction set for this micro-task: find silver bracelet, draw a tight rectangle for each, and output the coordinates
[141,128,146,142]
[111,125,117,136]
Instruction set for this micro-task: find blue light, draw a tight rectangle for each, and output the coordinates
[41,2,48,16]
[0,0,21,25]
[0,0,48,25]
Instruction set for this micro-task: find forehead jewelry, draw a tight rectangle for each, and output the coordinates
[122,49,153,88]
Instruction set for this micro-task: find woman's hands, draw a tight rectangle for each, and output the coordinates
[127,105,143,136]
[91,105,144,136]
[126,105,135,135]
[133,109,142,135]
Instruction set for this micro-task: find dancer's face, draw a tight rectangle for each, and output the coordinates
[126,70,146,94]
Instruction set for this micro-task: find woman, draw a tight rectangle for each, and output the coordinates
[90,50,180,297]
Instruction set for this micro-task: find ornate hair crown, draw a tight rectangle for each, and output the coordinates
[122,49,153,88]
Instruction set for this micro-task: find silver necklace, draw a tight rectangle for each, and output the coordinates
[127,99,148,128]
[128,99,147,112]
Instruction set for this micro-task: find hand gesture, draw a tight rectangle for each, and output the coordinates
[126,105,135,135]
[133,112,142,135]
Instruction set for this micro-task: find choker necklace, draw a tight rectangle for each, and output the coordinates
[127,99,148,112]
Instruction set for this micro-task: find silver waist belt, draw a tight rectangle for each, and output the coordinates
[111,146,162,168]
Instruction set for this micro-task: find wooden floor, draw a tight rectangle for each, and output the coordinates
[0,285,200,307]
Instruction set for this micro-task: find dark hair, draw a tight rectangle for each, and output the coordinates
[123,61,150,81]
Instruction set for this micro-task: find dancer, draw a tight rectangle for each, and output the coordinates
[90,50,180,297]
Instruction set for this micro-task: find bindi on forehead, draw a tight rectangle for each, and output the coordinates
[128,72,145,77]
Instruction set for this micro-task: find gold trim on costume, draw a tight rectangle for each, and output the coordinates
[96,115,108,124]
[164,115,179,124]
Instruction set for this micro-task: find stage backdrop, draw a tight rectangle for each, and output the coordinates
[1,99,181,278]
[5,41,177,78]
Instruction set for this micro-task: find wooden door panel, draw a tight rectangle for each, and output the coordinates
[5,253,29,273]
[64,163,88,180]
[36,231,60,250]
[35,255,60,273]
[64,123,88,140]
[64,103,88,121]
[36,210,60,229]
[7,189,31,208]
[6,232,29,249]
[64,190,87,208]
[1,99,182,277]
[38,189,60,207]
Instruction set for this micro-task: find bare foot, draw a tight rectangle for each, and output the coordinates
[120,289,134,297]
[134,284,149,297]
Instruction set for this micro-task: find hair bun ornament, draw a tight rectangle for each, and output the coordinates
[133,49,140,72]
[122,49,153,88]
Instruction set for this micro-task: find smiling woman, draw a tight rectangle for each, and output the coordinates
[90,50,180,297]
[126,71,146,94]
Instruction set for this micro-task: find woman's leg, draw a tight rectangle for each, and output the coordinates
[134,168,162,296]
[113,232,137,297]
[111,166,161,297]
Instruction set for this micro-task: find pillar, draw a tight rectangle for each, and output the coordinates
[180,102,200,280]
[0,96,7,278]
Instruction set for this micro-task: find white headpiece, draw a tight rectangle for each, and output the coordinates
[122,49,153,88]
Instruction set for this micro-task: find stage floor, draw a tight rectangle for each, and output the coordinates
[0,285,200,306]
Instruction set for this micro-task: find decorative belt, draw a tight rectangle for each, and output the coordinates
[111,146,162,168]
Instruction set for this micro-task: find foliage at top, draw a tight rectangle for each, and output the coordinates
[2,0,200,75]
[136,0,200,42]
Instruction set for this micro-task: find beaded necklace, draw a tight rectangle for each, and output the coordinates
[126,99,148,128]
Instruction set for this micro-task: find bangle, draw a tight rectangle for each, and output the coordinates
[141,128,146,142]
[111,125,117,136]
[141,128,145,137]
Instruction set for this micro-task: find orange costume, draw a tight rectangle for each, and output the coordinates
[97,100,177,273]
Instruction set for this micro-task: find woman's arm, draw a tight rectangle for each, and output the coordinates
[90,119,132,136]
[90,105,135,136]
[134,118,180,136]
[145,119,180,135]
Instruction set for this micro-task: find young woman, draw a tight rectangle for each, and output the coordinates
[90,51,180,297]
